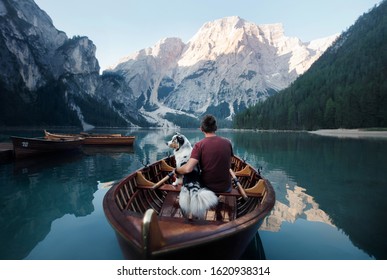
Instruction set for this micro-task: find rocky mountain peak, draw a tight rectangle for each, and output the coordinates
[104,16,337,126]
[0,0,130,128]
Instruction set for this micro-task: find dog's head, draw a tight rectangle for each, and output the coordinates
[167,132,191,151]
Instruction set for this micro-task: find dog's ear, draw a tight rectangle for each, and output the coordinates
[176,135,185,146]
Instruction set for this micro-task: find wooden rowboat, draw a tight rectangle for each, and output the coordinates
[103,155,275,259]
[10,136,84,159]
[81,135,135,146]
[43,130,84,140]
[44,130,135,146]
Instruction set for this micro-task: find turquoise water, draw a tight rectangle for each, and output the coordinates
[0,128,386,260]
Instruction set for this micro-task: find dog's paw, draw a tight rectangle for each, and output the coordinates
[173,177,183,186]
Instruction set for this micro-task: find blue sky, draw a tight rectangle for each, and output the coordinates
[34,0,381,70]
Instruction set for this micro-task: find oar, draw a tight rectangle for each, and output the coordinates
[152,170,176,189]
[229,169,248,200]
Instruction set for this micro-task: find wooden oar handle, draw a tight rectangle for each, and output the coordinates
[152,171,175,189]
[229,169,248,200]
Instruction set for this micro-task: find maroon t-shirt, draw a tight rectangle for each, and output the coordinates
[191,136,233,192]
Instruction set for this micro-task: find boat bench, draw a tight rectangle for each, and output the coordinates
[135,169,266,198]
[136,183,263,197]
[158,190,237,222]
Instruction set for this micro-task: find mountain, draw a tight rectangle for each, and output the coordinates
[233,1,386,130]
[0,0,136,128]
[0,0,337,128]
[105,16,337,127]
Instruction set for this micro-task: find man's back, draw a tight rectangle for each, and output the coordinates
[191,136,233,192]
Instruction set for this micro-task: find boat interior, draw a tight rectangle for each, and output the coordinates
[113,156,268,224]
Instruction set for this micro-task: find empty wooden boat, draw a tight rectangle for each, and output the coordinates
[44,130,83,140]
[103,155,275,259]
[45,130,135,146]
[81,135,135,146]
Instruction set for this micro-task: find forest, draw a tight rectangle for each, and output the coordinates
[233,1,386,130]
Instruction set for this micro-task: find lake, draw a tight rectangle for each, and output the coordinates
[0,128,386,260]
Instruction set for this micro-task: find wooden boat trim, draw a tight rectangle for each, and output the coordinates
[142,209,166,258]
[160,159,175,172]
[234,165,252,177]
[136,172,155,187]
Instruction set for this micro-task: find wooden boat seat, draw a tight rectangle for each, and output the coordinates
[135,166,266,198]
[159,192,182,218]
[136,182,265,198]
[159,191,237,222]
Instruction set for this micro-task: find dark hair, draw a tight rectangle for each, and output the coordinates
[200,114,217,133]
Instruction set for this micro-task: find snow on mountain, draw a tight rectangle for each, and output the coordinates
[104,16,338,125]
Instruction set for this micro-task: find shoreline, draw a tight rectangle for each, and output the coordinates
[309,129,387,139]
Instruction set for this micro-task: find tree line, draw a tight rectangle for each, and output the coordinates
[234,1,387,130]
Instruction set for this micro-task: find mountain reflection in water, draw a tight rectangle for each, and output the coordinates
[261,184,333,232]
[0,154,96,259]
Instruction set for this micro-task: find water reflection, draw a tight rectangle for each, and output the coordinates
[230,130,387,259]
[82,146,134,156]
[0,155,96,259]
[261,184,333,232]
[12,152,83,175]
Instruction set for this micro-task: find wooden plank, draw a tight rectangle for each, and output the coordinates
[159,192,182,218]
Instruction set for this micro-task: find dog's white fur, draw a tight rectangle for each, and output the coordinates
[167,133,218,219]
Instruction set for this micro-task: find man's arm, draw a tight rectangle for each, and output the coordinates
[175,158,199,174]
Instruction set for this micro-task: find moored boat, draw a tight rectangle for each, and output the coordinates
[82,135,135,146]
[43,130,82,140]
[10,136,84,158]
[103,155,275,259]
[44,130,135,146]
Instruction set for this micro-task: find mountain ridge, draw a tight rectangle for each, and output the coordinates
[105,16,337,126]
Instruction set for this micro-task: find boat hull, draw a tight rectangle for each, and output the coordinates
[114,217,265,260]
[103,155,275,259]
[10,136,83,158]
[83,136,135,146]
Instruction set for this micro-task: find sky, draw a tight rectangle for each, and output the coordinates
[34,0,381,71]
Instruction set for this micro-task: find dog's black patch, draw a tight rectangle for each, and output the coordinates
[176,135,185,146]
[182,164,201,188]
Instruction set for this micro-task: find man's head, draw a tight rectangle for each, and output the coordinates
[200,114,217,133]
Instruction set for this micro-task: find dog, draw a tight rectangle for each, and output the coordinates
[167,132,218,219]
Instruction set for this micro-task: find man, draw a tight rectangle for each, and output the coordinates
[175,114,233,192]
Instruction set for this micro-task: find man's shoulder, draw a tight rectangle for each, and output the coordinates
[216,136,232,144]
[194,136,231,146]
